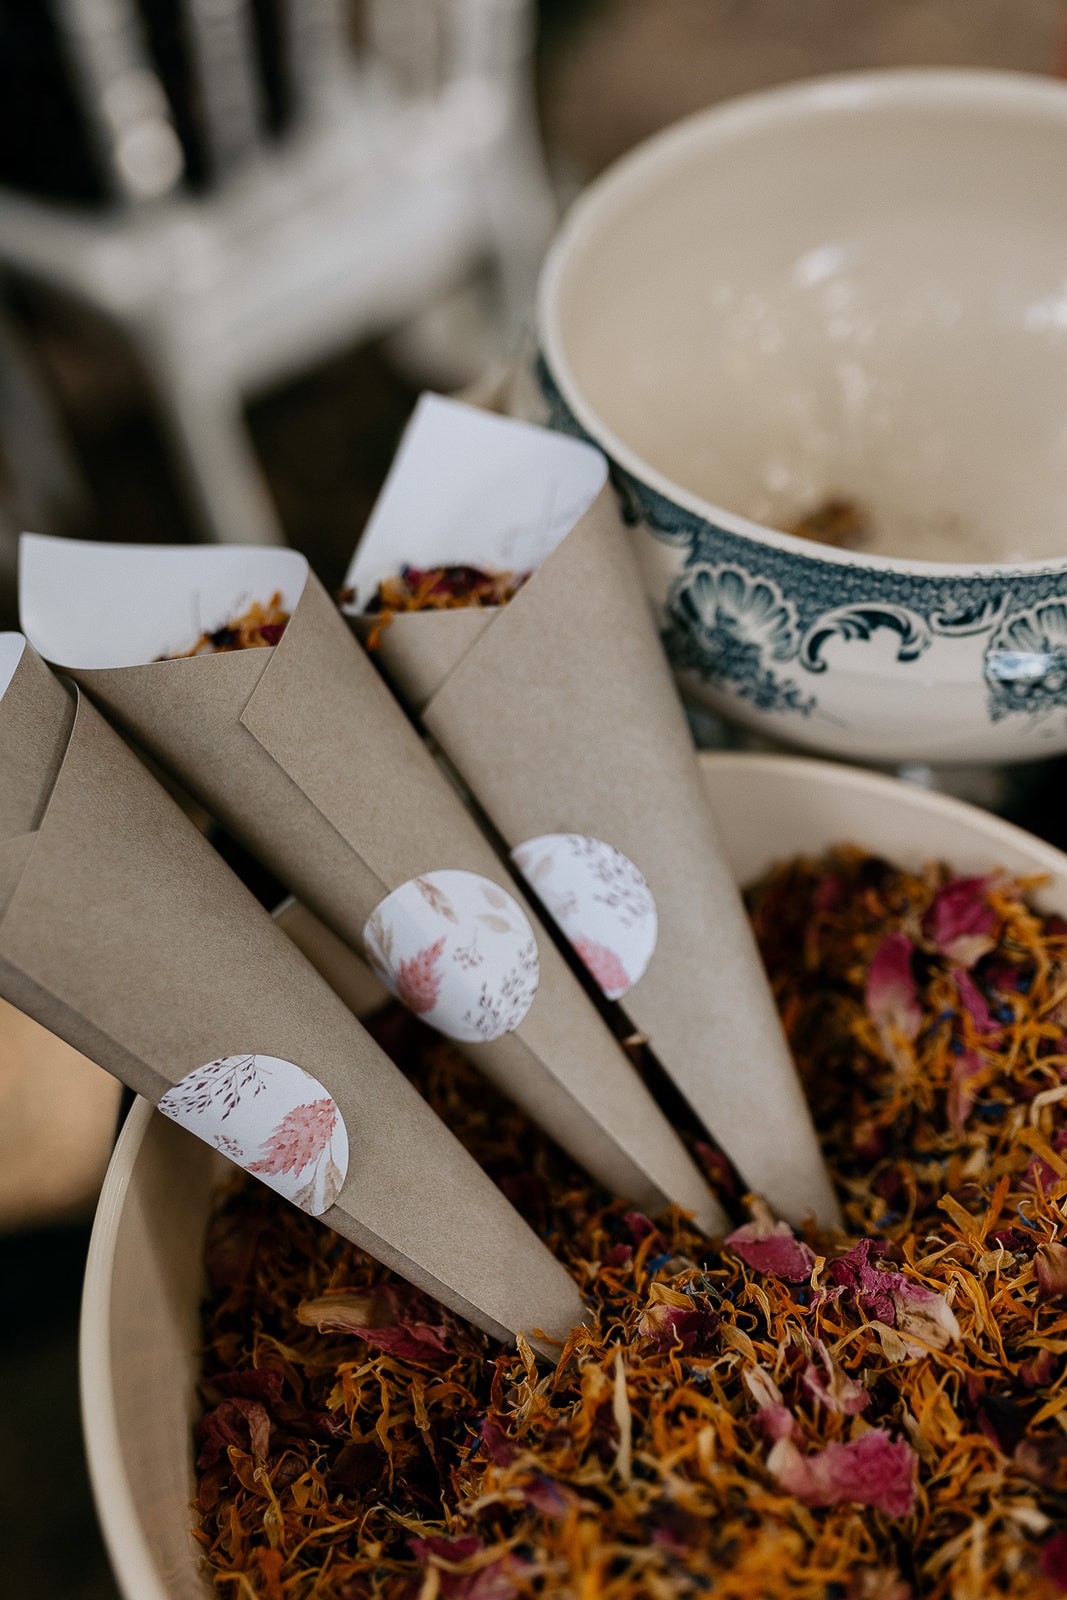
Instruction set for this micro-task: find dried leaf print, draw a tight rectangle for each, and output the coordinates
[415,877,459,924]
[248,1097,339,1179]
[478,914,513,934]
[394,936,447,1015]
[158,1054,269,1121]
[364,908,394,969]
[481,884,508,909]
[292,1151,344,1214]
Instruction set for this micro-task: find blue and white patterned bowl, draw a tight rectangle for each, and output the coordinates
[537,70,1067,765]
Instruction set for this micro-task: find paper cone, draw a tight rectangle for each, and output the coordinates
[19,541,720,1233]
[0,633,585,1346]
[343,396,839,1229]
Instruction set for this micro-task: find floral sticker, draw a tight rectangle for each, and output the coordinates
[362,870,539,1044]
[157,1054,348,1216]
[511,834,657,1001]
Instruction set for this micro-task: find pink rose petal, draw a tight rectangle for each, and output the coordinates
[1036,1241,1067,1305]
[948,1049,986,1135]
[726,1205,816,1284]
[866,934,921,1043]
[828,1238,899,1324]
[743,1365,797,1441]
[768,1429,917,1518]
[923,876,997,967]
[637,1298,719,1354]
[954,971,996,1035]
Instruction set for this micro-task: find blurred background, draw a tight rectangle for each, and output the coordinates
[0,1,1064,1593]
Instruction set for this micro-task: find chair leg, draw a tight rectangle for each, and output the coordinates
[145,355,286,546]
[0,298,88,537]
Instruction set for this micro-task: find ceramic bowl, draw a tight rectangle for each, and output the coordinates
[80,751,1067,1597]
[537,70,1067,765]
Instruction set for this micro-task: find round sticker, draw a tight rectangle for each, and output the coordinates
[511,833,657,1001]
[158,1054,348,1216]
[362,870,540,1044]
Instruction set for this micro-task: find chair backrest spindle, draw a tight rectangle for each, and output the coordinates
[53,0,185,204]
[284,0,352,122]
[184,0,264,177]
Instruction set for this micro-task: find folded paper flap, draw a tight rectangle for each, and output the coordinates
[343,392,607,604]
[419,485,696,813]
[0,636,75,839]
[0,833,37,922]
[88,644,268,766]
[239,572,510,889]
[353,607,494,717]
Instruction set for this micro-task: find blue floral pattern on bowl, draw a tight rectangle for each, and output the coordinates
[537,357,1067,760]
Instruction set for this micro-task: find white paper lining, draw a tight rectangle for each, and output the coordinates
[342,393,608,610]
[19,535,308,670]
[0,633,26,703]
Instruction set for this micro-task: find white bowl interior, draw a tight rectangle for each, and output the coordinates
[83,753,1067,1599]
[545,72,1067,565]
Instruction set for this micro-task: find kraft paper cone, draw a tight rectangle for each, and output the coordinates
[343,396,839,1229]
[19,540,720,1233]
[0,633,584,1346]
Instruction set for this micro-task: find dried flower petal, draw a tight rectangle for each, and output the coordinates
[955,970,996,1034]
[296,1288,451,1360]
[888,1279,960,1355]
[726,1202,816,1283]
[923,875,997,966]
[865,933,921,1042]
[637,1297,718,1354]
[193,847,1067,1597]
[801,1341,870,1414]
[828,1239,899,1324]
[767,1430,917,1518]
[1036,1240,1067,1304]
[948,1048,986,1135]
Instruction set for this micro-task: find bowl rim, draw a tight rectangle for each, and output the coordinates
[80,1095,176,1600]
[538,66,1067,580]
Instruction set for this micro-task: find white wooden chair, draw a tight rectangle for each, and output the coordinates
[0,0,555,545]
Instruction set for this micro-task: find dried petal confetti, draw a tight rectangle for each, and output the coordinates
[157,591,290,657]
[726,1199,817,1282]
[922,874,997,966]
[192,849,1067,1599]
[363,564,530,647]
[865,931,921,1044]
